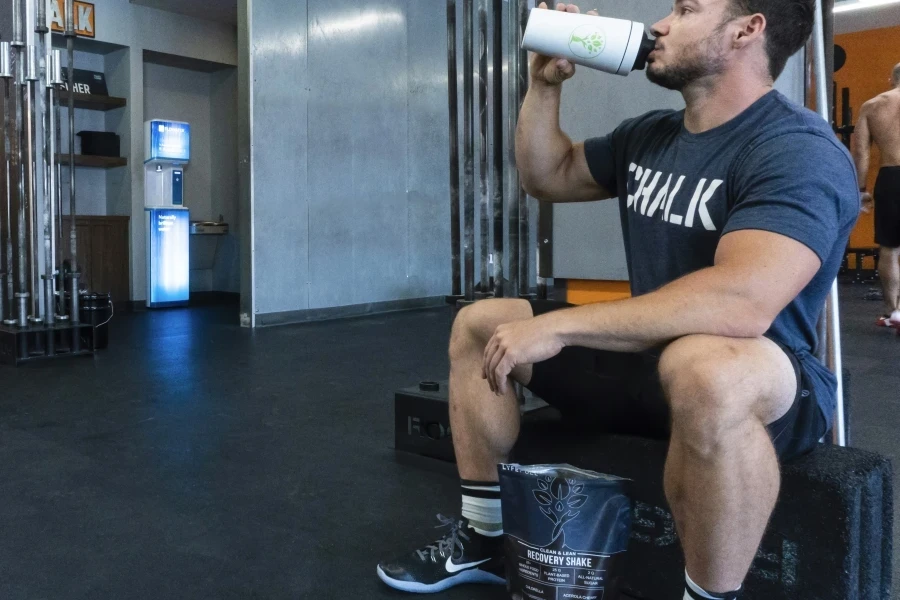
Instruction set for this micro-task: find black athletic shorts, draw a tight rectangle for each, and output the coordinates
[525,300,828,463]
[874,166,900,248]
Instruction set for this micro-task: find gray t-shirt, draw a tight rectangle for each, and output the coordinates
[583,90,859,427]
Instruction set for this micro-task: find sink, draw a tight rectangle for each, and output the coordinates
[190,221,228,235]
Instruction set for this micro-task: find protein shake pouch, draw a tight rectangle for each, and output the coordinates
[498,463,632,600]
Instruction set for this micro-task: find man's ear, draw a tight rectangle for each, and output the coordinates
[733,13,766,49]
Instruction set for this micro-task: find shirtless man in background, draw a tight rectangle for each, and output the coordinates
[853,63,900,326]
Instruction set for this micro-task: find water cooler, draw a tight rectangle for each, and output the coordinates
[144,120,191,308]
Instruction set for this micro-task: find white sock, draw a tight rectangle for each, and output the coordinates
[684,570,740,600]
[460,480,503,536]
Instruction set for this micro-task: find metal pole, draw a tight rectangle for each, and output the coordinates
[477,0,489,295]
[447,0,462,298]
[462,0,475,301]
[811,0,845,447]
[13,0,24,47]
[491,0,504,297]
[1,42,12,323]
[506,0,520,297]
[49,49,62,320]
[54,52,64,318]
[537,241,547,298]
[530,0,550,301]
[41,85,54,325]
[48,50,56,275]
[34,1,53,327]
[35,0,46,34]
[25,42,40,322]
[65,0,79,324]
[14,38,29,328]
[517,0,530,298]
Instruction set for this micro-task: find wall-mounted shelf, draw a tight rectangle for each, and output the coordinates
[58,91,127,112]
[56,154,128,169]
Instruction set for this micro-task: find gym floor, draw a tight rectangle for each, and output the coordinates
[0,284,895,599]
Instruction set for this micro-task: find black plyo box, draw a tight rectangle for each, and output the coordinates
[394,382,549,463]
[394,382,456,462]
[513,423,893,600]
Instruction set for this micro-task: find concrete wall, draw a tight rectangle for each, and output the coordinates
[238,0,252,321]
[209,68,240,293]
[240,0,808,319]
[243,0,450,325]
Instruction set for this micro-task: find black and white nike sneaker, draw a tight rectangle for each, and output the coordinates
[376,515,506,593]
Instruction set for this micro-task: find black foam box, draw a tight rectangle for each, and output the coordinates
[394,381,548,463]
[513,415,893,600]
[395,382,456,462]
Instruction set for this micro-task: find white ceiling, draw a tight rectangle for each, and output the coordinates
[130,0,237,25]
[835,2,900,34]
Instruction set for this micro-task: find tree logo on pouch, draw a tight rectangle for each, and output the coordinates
[569,26,606,58]
[533,475,588,546]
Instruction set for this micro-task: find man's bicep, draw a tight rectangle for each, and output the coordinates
[523,141,613,203]
[564,142,615,201]
[715,230,822,320]
[529,141,614,203]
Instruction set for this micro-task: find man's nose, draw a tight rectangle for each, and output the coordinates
[650,14,670,38]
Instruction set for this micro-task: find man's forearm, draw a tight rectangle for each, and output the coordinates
[853,151,870,187]
[516,82,572,195]
[543,268,771,353]
[850,113,870,188]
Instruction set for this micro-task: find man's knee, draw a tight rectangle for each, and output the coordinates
[449,299,532,362]
[659,335,751,450]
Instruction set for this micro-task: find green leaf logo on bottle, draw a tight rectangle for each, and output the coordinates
[569,25,606,59]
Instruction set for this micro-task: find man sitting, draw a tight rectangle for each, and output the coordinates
[378,1,859,598]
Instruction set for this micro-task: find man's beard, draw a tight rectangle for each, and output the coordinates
[646,30,729,91]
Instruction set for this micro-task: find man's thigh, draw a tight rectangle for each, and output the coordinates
[525,300,670,439]
[525,303,823,459]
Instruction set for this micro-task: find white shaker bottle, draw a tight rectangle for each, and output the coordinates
[522,7,655,76]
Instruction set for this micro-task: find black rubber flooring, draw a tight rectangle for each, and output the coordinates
[0,284,895,599]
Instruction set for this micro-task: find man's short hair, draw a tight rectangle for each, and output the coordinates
[727,0,816,81]
[893,63,900,86]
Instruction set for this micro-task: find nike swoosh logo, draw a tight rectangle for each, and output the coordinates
[445,556,491,574]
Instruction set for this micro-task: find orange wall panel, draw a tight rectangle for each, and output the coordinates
[566,280,632,305]
[835,25,900,261]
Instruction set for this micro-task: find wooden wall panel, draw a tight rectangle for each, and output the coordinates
[60,216,130,303]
